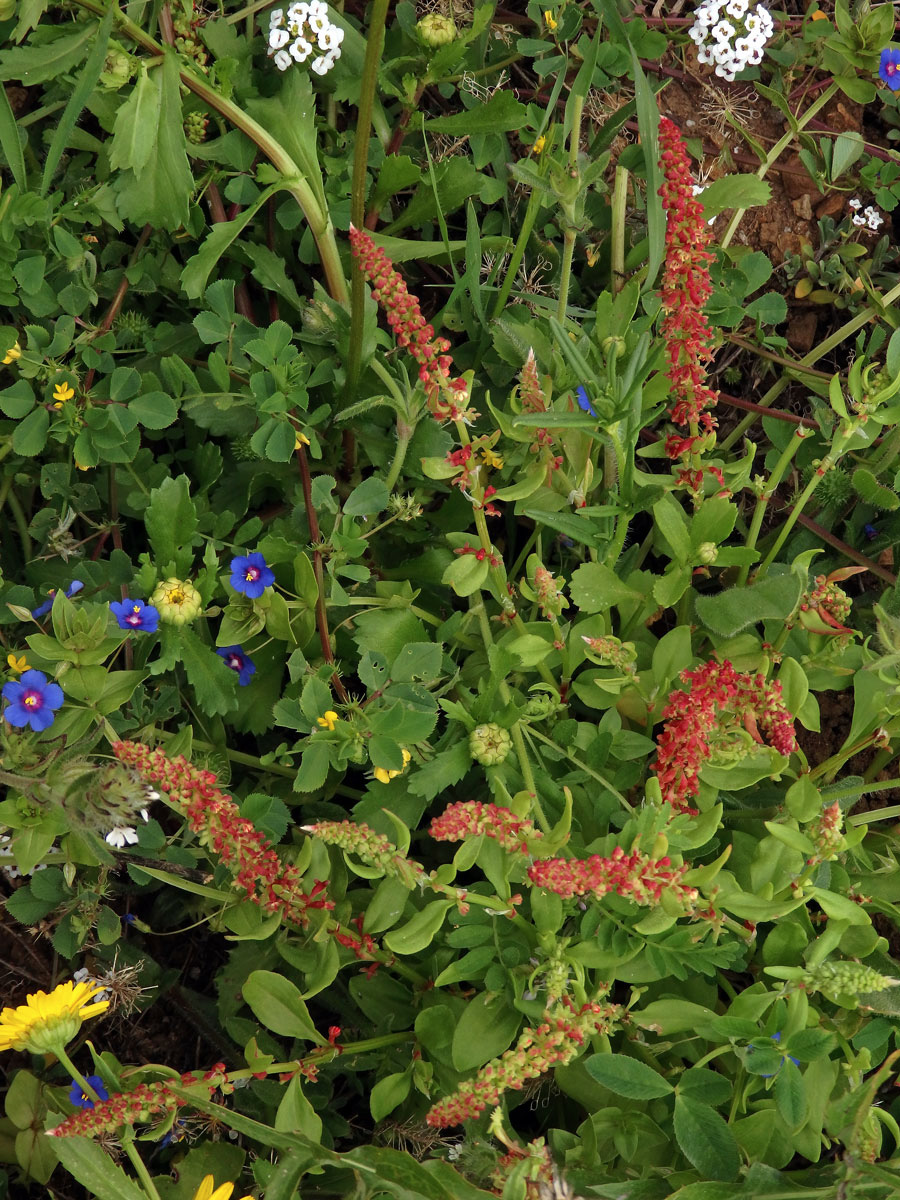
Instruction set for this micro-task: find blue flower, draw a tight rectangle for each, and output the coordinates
[575,386,597,417]
[229,552,275,599]
[31,580,84,619]
[68,1075,108,1110]
[110,598,160,633]
[880,47,900,90]
[2,669,64,732]
[216,645,256,686]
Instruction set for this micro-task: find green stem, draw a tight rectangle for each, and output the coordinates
[610,165,628,295]
[6,485,32,562]
[557,94,584,321]
[384,426,412,492]
[469,596,550,834]
[491,185,543,320]
[719,275,900,453]
[738,426,808,586]
[756,426,858,579]
[720,83,839,251]
[347,0,390,398]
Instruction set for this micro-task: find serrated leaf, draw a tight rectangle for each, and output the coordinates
[0,25,94,85]
[109,67,161,174]
[144,474,198,564]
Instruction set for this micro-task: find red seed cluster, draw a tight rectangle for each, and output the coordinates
[527,845,698,907]
[48,1063,228,1139]
[112,742,334,926]
[425,999,619,1127]
[429,801,543,854]
[348,224,468,420]
[657,118,721,491]
[652,659,797,814]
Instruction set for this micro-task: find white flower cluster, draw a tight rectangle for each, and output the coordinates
[268,2,344,75]
[689,0,774,82]
[849,198,884,232]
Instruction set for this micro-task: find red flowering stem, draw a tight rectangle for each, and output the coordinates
[425,998,620,1128]
[527,846,698,908]
[430,801,543,855]
[652,660,797,813]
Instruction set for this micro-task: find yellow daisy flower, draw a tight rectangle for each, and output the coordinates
[373,748,411,784]
[6,653,29,674]
[52,381,75,407]
[0,980,109,1055]
[317,710,339,731]
[192,1175,252,1200]
[2,342,21,366]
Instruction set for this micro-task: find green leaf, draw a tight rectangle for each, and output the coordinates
[344,476,389,517]
[12,405,48,456]
[292,740,331,793]
[179,627,238,717]
[109,67,161,174]
[41,8,113,196]
[181,183,283,299]
[0,24,94,84]
[442,554,489,597]
[424,90,527,136]
[451,992,521,1072]
[774,1059,807,1129]
[569,562,643,612]
[144,474,198,564]
[0,378,35,419]
[653,494,692,563]
[129,391,178,429]
[249,1149,311,1200]
[50,1137,145,1200]
[113,51,194,231]
[370,1071,412,1123]
[243,970,322,1042]
[673,1093,741,1181]
[0,75,26,192]
[384,899,453,955]
[694,573,803,636]
[584,1053,674,1099]
[391,642,442,683]
[275,1075,322,1141]
[697,174,772,217]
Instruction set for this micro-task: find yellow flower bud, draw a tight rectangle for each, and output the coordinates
[149,577,203,626]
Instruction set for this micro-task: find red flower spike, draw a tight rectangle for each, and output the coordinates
[651,659,797,813]
[430,801,542,854]
[527,845,698,907]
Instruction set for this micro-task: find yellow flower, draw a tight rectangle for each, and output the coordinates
[373,748,411,784]
[544,9,557,31]
[2,342,21,366]
[531,135,546,155]
[74,460,91,471]
[52,381,75,408]
[192,1176,252,1200]
[294,430,310,448]
[0,980,109,1054]
[149,577,203,626]
[317,710,339,731]
[481,447,504,469]
[6,654,29,674]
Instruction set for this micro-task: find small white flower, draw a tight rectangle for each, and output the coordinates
[3,866,20,880]
[273,48,292,70]
[734,36,751,55]
[290,36,312,61]
[269,26,290,49]
[865,206,884,230]
[106,826,139,849]
[711,20,735,39]
[308,11,328,33]
[849,198,862,209]
[310,55,330,74]
[287,1,309,20]
[269,8,284,24]
[308,0,328,14]
[697,45,716,64]
[726,0,748,16]
[852,213,867,227]
[318,24,343,50]
[747,45,764,64]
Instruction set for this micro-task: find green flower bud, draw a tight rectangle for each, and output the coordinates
[525,693,556,720]
[184,111,209,145]
[99,45,133,89]
[150,577,203,626]
[697,542,718,565]
[469,723,512,766]
[601,335,626,360]
[416,13,457,48]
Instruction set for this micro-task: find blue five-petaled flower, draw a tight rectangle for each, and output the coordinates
[2,669,64,732]
[69,1075,109,1110]
[31,580,84,619]
[229,552,275,599]
[575,385,597,417]
[110,598,160,633]
[880,47,900,91]
[216,645,256,687]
